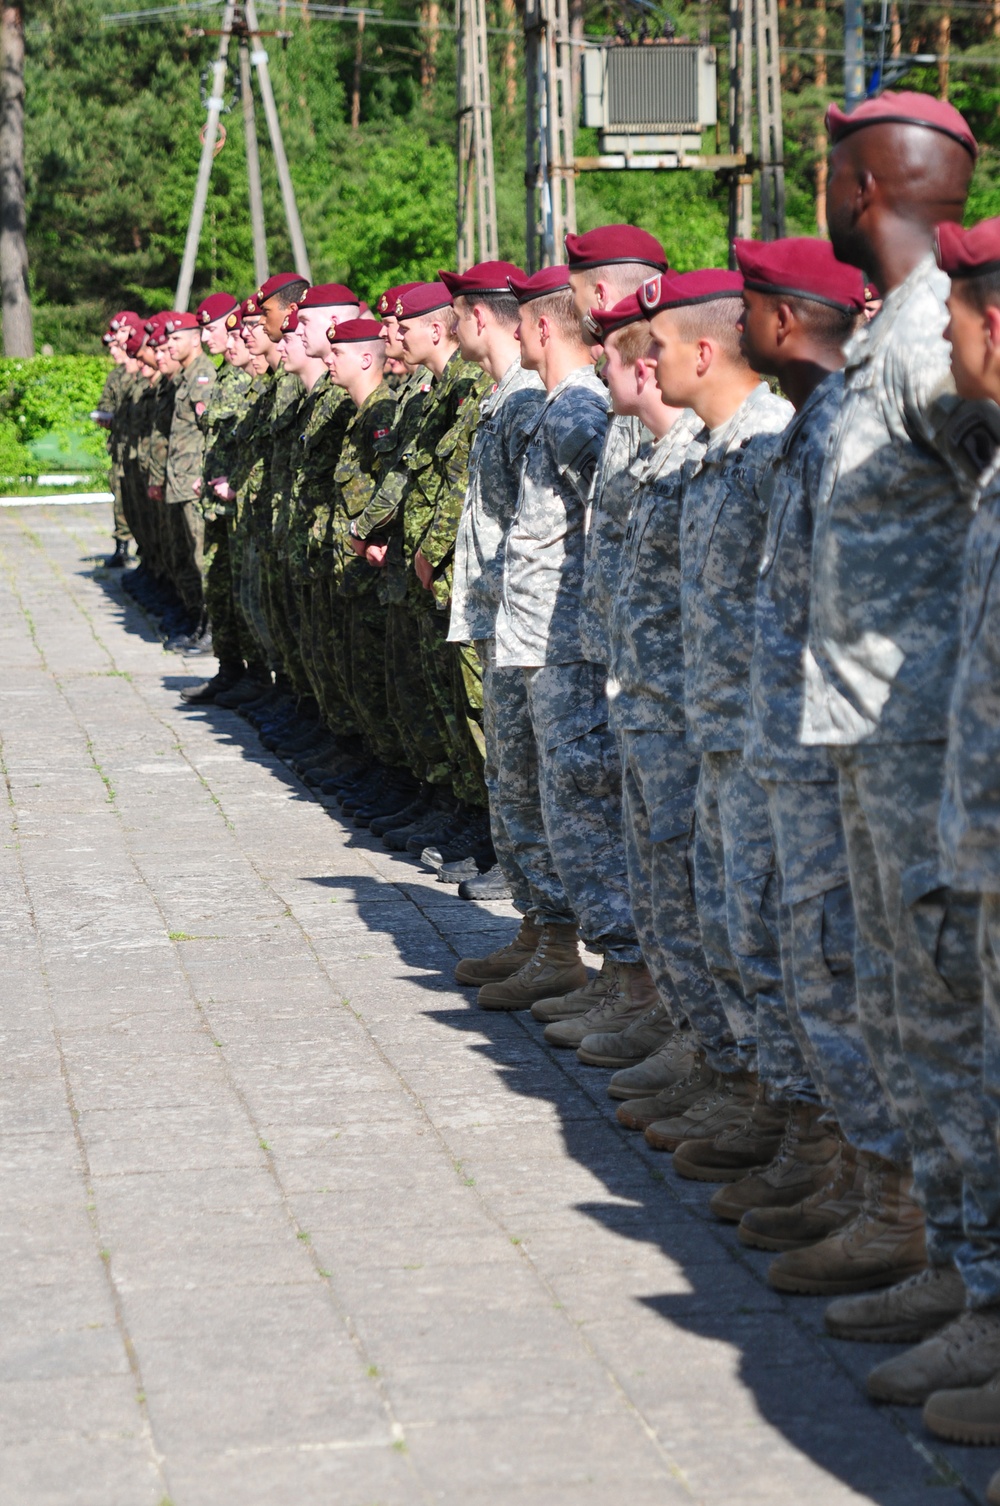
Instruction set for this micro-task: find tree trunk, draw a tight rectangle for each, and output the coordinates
[351,9,365,130]
[0,5,32,358]
[420,1,439,101]
[937,10,950,100]
[500,0,517,111]
[814,0,827,236]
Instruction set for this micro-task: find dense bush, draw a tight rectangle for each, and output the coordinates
[0,355,111,486]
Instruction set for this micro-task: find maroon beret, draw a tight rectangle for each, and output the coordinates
[733,238,865,313]
[297,282,358,310]
[377,282,420,317]
[582,292,646,342]
[639,268,744,315]
[162,312,200,334]
[255,271,309,304]
[101,331,113,346]
[280,307,300,334]
[109,309,141,333]
[196,292,239,327]
[439,261,524,298]
[395,281,453,318]
[935,217,1000,280]
[124,328,146,357]
[565,225,667,273]
[864,281,881,302]
[144,313,171,349]
[507,265,572,304]
[826,90,977,159]
[328,318,385,343]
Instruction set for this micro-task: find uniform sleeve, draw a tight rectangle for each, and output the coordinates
[166,367,215,504]
[548,393,610,505]
[419,396,480,568]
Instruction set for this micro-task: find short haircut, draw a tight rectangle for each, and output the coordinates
[670,296,743,361]
[577,261,657,301]
[271,278,309,310]
[342,338,386,364]
[455,290,520,331]
[951,269,1000,315]
[528,289,587,343]
[607,318,651,367]
[764,291,860,349]
[418,305,459,338]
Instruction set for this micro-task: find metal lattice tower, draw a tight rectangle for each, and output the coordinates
[456,0,498,269]
[524,0,577,272]
[728,0,785,245]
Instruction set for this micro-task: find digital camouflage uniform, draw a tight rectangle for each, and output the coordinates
[266,380,313,696]
[228,368,281,673]
[746,371,903,1145]
[197,359,252,673]
[447,358,567,919]
[805,253,990,1277]
[608,412,739,1066]
[121,372,154,565]
[255,371,304,674]
[942,446,1000,1308]
[147,373,176,584]
[580,414,648,669]
[165,351,216,617]
[333,377,409,769]
[496,365,639,962]
[679,381,794,1086]
[100,363,132,545]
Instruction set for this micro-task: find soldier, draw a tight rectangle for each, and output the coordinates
[799,93,999,1399]
[920,215,1000,1474]
[160,311,217,650]
[119,323,161,591]
[636,269,795,1179]
[146,317,183,626]
[94,323,132,567]
[180,292,253,704]
[720,238,902,1242]
[487,264,646,1018]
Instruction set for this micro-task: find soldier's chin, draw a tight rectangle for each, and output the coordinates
[827,224,868,273]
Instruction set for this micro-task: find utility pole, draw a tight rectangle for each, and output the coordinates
[238,33,268,287]
[728,0,753,242]
[754,0,785,239]
[0,3,32,356]
[243,0,312,280]
[175,0,237,311]
[844,0,866,110]
[523,0,577,271]
[456,0,498,269]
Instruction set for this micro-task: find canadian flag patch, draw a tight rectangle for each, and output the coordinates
[373,427,390,440]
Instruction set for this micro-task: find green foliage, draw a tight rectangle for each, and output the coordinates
[0,357,111,482]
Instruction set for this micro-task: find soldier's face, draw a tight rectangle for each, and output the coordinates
[602,335,640,416]
[280,328,308,375]
[262,300,288,341]
[202,319,229,356]
[381,317,404,361]
[736,289,777,375]
[326,343,360,387]
[226,331,251,367]
[515,308,543,371]
[944,287,998,402]
[453,297,485,362]
[298,307,332,359]
[168,329,200,364]
[826,142,869,269]
[398,316,435,365]
[243,319,270,357]
[648,310,698,407]
[569,269,600,323]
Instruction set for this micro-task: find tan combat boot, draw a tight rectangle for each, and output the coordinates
[925,1370,1000,1446]
[607,1028,697,1101]
[543,961,656,1049]
[530,955,617,1023]
[577,999,680,1068]
[476,924,587,1011]
[767,1155,927,1295]
[617,1054,718,1131]
[738,1140,865,1251]
[709,1105,841,1221]
[644,1072,756,1153]
[672,1084,788,1183]
[825,1264,966,1344]
[867,1310,1000,1406]
[454,917,541,986]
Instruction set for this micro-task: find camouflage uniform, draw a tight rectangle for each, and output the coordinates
[120,372,154,564]
[680,382,795,1086]
[497,365,640,962]
[747,372,904,1148]
[165,351,216,617]
[580,414,648,669]
[228,368,281,674]
[196,360,252,673]
[266,380,313,696]
[100,364,132,545]
[608,413,739,1066]
[805,253,990,1276]
[447,358,569,919]
[147,374,176,586]
[333,378,409,769]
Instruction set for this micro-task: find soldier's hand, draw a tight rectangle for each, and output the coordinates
[192,476,202,495]
[365,542,388,568]
[348,535,367,557]
[212,478,237,503]
[148,483,164,503]
[414,548,434,591]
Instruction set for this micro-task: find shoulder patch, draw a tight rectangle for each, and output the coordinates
[373,427,390,440]
[196,375,212,384]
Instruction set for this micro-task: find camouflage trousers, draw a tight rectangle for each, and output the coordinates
[834,742,993,1274]
[763,777,905,1157]
[621,728,739,1070]
[164,501,204,616]
[969,894,1000,1306]
[228,521,270,677]
[262,550,312,698]
[694,751,803,1094]
[524,661,641,962]
[308,577,362,737]
[110,462,131,544]
[412,593,486,807]
[342,592,408,770]
[383,595,453,789]
[478,638,572,925]
[202,515,244,674]
[122,461,156,571]
[449,639,488,808]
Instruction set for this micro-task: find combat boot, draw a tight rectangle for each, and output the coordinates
[543,961,658,1048]
[672,1081,785,1180]
[867,1310,1000,1406]
[767,1156,926,1295]
[577,998,681,1068]
[607,1029,697,1101]
[370,784,432,838]
[644,1071,755,1152]
[476,924,586,1011]
[458,864,512,902]
[181,666,242,705]
[216,674,271,708]
[739,1141,865,1252]
[454,918,541,987]
[924,1370,1000,1447]
[530,955,618,1023]
[825,1264,967,1344]
[617,1054,718,1131]
[708,1104,840,1216]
